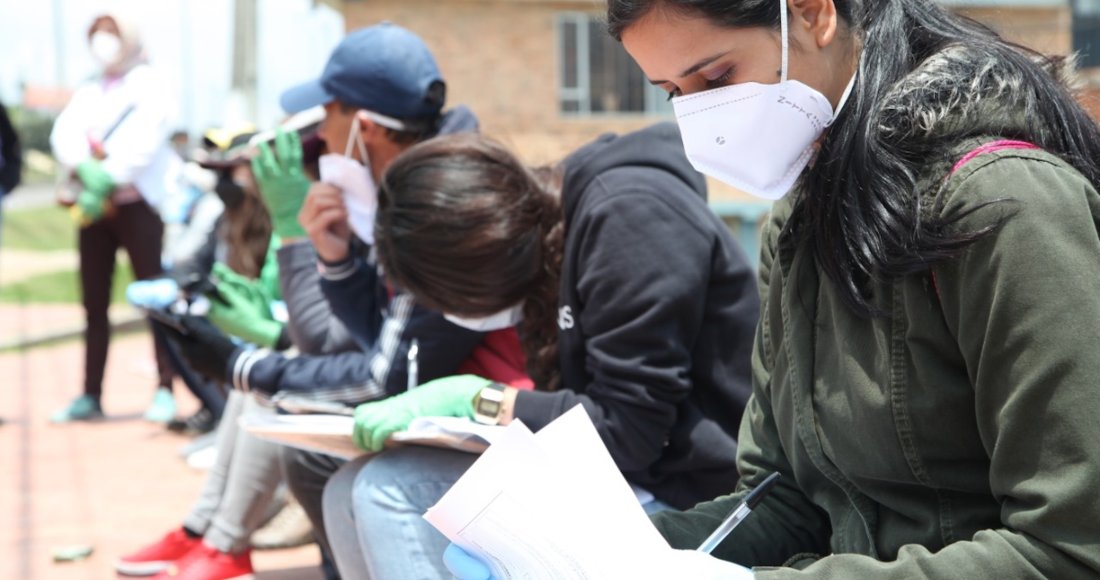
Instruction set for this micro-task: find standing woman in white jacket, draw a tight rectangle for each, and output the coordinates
[49,13,182,423]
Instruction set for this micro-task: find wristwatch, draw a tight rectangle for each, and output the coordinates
[473,382,507,425]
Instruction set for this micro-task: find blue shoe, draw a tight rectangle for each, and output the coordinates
[143,388,176,423]
[50,395,104,423]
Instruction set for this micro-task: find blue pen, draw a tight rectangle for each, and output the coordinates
[696,472,781,554]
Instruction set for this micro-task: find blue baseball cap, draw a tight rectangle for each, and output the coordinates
[280,23,446,121]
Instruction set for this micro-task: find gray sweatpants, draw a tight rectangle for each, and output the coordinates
[182,390,283,554]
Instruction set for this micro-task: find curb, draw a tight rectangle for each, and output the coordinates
[0,312,147,352]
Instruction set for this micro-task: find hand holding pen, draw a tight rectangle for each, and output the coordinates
[696,472,781,554]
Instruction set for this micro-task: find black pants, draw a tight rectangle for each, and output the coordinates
[152,322,227,418]
[79,200,172,398]
[281,446,346,580]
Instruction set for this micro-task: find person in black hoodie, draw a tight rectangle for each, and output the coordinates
[326,122,759,579]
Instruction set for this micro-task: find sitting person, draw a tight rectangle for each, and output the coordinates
[156,23,515,580]
[325,122,760,579]
[116,131,295,580]
[452,0,1100,577]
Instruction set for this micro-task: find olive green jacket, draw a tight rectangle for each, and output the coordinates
[655,138,1100,577]
[654,43,1100,578]
[654,121,1100,580]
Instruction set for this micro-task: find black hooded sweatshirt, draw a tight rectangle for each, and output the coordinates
[513,122,760,509]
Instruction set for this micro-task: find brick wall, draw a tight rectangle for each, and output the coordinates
[344,0,658,165]
[953,6,1072,55]
[342,2,1085,199]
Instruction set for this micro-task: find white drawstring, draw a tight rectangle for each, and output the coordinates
[779,0,789,83]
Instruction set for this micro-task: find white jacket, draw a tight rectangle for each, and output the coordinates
[50,63,182,209]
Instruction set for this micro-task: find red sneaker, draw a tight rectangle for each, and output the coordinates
[152,544,254,580]
[115,528,202,576]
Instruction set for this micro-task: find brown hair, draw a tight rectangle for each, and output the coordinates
[221,165,273,278]
[375,134,565,391]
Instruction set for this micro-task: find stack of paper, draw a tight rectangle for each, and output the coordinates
[423,406,671,579]
[239,414,507,459]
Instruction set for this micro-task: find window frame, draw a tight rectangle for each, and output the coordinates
[556,12,672,118]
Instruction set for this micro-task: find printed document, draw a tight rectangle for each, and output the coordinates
[423,405,671,579]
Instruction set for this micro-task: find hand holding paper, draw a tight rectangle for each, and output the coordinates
[352,374,489,452]
[241,413,506,459]
[423,406,671,579]
[443,543,495,580]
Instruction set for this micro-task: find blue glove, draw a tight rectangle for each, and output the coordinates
[126,278,180,310]
[161,184,203,224]
[443,543,495,580]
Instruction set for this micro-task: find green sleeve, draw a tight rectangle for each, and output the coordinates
[757,152,1100,578]
[259,234,282,302]
[652,197,832,567]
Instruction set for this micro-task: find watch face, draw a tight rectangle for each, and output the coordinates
[477,398,502,418]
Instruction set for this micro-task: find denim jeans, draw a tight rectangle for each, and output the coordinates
[323,446,677,579]
[323,446,478,580]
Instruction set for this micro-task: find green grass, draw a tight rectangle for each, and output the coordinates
[2,205,75,251]
[0,264,134,304]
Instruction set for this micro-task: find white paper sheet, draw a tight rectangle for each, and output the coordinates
[423,405,671,579]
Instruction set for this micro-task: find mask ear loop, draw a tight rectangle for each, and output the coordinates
[779,0,789,83]
[345,113,373,173]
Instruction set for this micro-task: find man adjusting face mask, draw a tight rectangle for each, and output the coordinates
[318,112,384,245]
[671,0,857,200]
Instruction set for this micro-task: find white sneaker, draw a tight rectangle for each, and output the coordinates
[186,445,218,470]
[251,499,314,550]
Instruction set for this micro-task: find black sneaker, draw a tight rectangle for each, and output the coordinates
[166,407,217,434]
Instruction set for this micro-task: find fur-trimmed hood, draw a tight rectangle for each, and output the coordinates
[874,45,1079,151]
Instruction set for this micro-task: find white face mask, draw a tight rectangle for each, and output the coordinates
[671,1,857,200]
[445,304,524,332]
[319,114,378,244]
[90,31,122,67]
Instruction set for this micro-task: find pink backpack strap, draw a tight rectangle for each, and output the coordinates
[931,140,1040,299]
[950,140,1039,174]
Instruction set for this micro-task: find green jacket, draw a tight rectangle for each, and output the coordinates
[655,141,1100,578]
[653,49,1100,579]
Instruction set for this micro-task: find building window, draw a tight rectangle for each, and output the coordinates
[557,13,672,116]
[1074,0,1100,68]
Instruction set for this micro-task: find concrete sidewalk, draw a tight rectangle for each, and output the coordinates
[0,328,324,580]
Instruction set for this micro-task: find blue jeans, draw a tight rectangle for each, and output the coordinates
[324,446,478,580]
[323,446,677,580]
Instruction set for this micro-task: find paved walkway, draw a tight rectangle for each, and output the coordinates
[0,328,324,580]
[0,187,323,578]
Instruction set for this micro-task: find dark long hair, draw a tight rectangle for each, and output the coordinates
[375,134,566,390]
[609,0,1100,315]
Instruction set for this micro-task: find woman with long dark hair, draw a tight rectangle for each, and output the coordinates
[331,122,760,578]
[445,0,1100,577]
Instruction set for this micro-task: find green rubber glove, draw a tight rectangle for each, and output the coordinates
[71,159,115,226]
[205,262,283,348]
[251,128,310,239]
[352,374,490,452]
